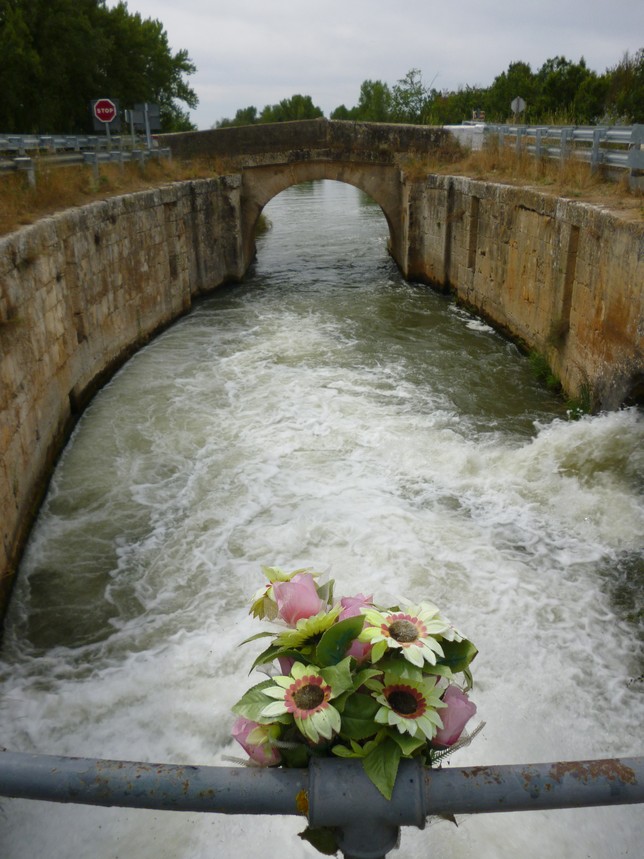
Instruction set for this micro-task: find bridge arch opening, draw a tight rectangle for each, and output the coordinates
[252,179,391,273]
[240,161,403,273]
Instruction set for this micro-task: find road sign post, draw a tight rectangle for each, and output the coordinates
[91,99,120,145]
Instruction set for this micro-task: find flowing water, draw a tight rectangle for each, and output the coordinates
[0,180,642,858]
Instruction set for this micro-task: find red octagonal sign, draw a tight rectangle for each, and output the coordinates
[94,98,117,123]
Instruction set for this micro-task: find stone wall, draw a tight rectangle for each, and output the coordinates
[402,174,644,411]
[161,118,450,165]
[0,176,244,616]
[1,167,642,622]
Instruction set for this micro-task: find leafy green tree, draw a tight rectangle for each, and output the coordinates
[604,49,644,122]
[0,1,41,130]
[355,79,392,121]
[0,0,197,132]
[331,80,392,122]
[215,107,259,128]
[534,56,598,121]
[330,104,356,120]
[485,61,536,121]
[259,94,323,123]
[390,68,431,123]
[428,86,487,125]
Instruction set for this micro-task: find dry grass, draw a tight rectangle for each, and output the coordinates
[437,140,643,221]
[0,156,222,237]
[1,141,641,238]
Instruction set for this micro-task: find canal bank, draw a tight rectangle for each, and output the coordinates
[0,173,642,618]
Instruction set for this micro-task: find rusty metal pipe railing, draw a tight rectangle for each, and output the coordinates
[1,751,642,859]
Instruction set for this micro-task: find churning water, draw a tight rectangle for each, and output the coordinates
[0,181,642,858]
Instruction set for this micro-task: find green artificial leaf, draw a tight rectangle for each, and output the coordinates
[362,736,402,800]
[316,578,335,607]
[249,645,302,673]
[390,731,426,756]
[377,657,424,683]
[331,743,360,758]
[231,680,287,724]
[353,667,382,687]
[281,742,312,768]
[240,630,276,646]
[319,657,355,697]
[316,616,365,666]
[338,692,380,740]
[299,826,339,856]
[370,639,388,663]
[437,638,478,675]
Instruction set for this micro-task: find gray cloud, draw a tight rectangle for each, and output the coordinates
[109,0,643,128]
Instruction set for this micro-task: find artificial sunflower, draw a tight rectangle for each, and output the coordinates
[359,602,452,667]
[373,671,446,740]
[272,605,341,650]
[261,661,342,743]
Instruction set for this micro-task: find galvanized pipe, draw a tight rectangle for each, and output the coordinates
[422,757,644,815]
[0,751,309,815]
[1,751,642,859]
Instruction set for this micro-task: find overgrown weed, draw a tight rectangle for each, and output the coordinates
[0,157,219,236]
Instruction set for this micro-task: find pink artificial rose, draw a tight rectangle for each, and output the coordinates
[433,685,477,747]
[273,573,323,626]
[339,593,373,621]
[346,638,372,663]
[231,716,281,766]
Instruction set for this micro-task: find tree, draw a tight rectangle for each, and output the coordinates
[390,68,431,123]
[485,61,536,122]
[428,86,487,125]
[355,79,392,121]
[604,49,644,123]
[259,94,323,123]
[0,0,197,132]
[534,56,598,121]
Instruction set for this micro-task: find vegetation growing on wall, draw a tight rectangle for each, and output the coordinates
[0,0,198,132]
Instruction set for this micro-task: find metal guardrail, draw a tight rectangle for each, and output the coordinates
[1,751,642,859]
[0,133,142,155]
[484,123,644,189]
[0,133,171,185]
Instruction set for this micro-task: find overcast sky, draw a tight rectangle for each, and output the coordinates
[109,1,643,129]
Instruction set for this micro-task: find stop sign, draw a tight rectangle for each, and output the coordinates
[94,98,117,124]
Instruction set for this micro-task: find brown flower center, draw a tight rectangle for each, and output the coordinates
[293,683,325,711]
[388,619,419,643]
[387,689,420,715]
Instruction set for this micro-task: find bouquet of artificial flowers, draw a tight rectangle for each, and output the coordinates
[231,566,479,802]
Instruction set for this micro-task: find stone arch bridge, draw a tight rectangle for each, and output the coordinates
[1,119,642,618]
[164,118,453,277]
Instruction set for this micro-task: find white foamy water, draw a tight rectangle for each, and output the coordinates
[0,181,642,858]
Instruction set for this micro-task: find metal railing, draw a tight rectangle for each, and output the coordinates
[483,123,644,189]
[0,134,171,186]
[1,750,642,859]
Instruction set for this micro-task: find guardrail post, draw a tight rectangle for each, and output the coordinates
[560,127,571,164]
[534,128,543,160]
[15,156,36,187]
[627,124,644,190]
[590,127,604,171]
